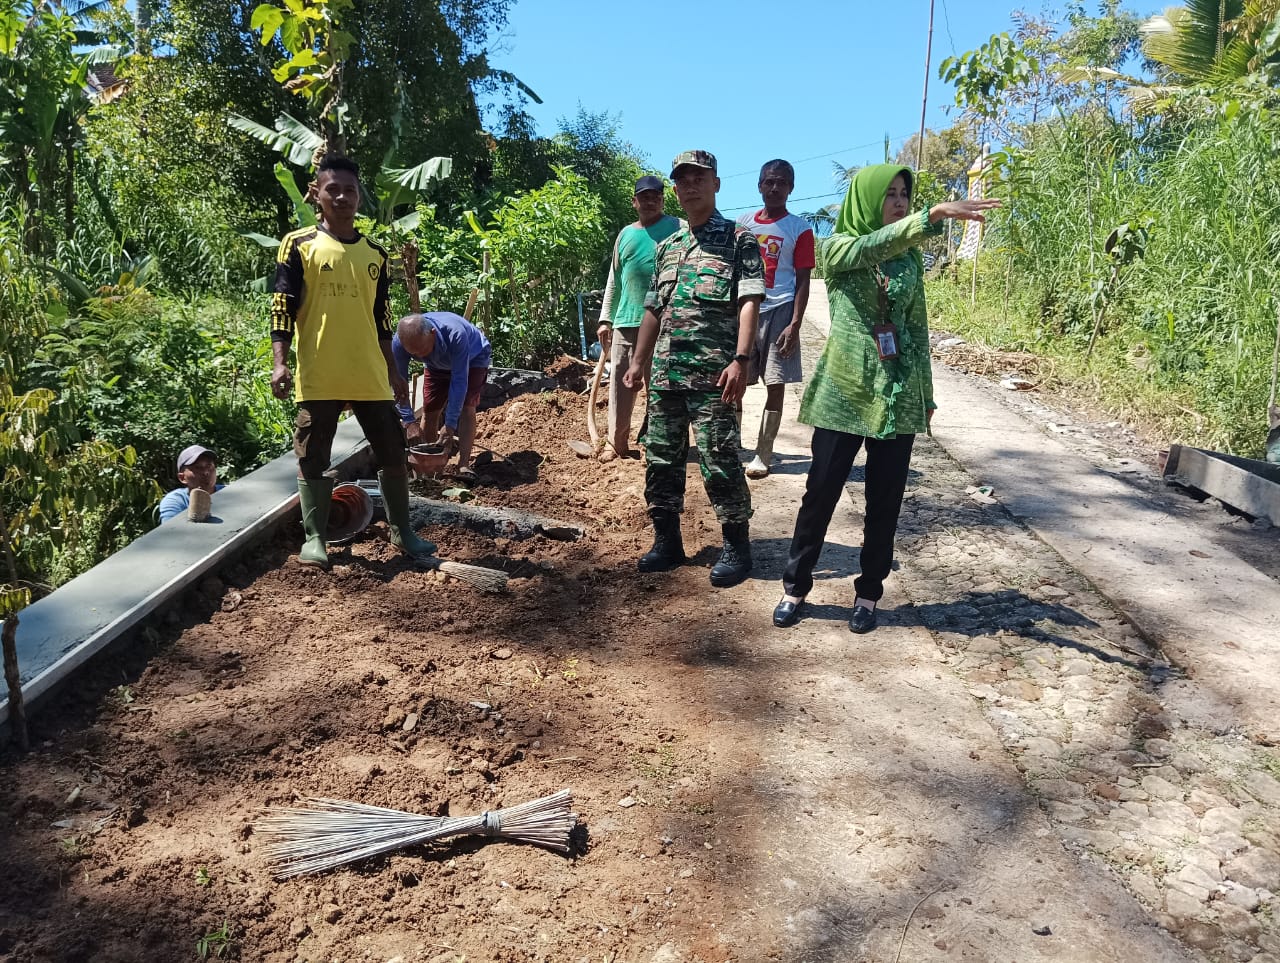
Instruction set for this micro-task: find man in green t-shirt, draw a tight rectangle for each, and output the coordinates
[596,175,680,462]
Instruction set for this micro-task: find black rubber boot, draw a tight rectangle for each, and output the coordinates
[709,521,752,587]
[638,509,686,572]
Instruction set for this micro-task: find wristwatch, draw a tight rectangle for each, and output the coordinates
[733,353,749,364]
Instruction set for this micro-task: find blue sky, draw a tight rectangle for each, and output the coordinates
[480,0,1034,216]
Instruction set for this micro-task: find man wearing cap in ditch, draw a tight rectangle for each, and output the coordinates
[158,445,226,523]
[596,174,681,462]
[622,150,765,587]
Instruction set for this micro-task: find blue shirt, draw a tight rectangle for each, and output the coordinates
[158,485,227,522]
[391,312,492,429]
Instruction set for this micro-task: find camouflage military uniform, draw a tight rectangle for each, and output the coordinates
[642,210,766,523]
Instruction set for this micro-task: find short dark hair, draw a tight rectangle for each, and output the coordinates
[759,159,795,185]
[317,153,360,178]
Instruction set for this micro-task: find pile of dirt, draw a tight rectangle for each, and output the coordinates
[467,389,643,534]
[543,355,594,394]
[0,389,741,963]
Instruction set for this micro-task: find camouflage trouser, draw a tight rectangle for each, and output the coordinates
[644,389,752,525]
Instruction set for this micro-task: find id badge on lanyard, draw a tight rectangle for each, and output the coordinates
[872,267,898,361]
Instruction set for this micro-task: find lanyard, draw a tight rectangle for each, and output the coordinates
[873,264,891,323]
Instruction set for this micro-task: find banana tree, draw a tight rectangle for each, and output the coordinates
[228,111,451,301]
[0,0,121,252]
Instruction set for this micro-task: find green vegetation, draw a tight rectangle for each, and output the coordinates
[195,919,235,959]
[924,1,1280,456]
[10,0,1272,610]
[1,0,656,609]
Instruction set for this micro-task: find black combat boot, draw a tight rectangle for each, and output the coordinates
[638,509,686,572]
[709,521,752,587]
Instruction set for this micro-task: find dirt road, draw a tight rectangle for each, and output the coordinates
[0,284,1276,962]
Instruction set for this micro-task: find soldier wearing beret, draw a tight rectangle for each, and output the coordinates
[623,150,765,587]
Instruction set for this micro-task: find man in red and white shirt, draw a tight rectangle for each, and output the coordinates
[737,159,815,478]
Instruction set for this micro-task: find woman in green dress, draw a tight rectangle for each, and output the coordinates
[772,164,998,633]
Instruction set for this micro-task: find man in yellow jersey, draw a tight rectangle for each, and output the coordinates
[269,153,436,568]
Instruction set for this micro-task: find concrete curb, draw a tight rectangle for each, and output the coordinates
[1,418,374,728]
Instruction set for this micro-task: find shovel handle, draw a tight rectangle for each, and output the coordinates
[586,350,605,448]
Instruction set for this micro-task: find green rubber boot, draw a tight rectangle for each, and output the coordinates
[379,470,437,561]
[297,477,334,568]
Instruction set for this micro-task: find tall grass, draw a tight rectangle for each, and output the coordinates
[930,99,1280,456]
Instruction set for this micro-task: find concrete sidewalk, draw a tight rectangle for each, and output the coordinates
[929,364,1280,744]
[1,418,374,727]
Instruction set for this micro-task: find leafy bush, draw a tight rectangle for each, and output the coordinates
[480,167,607,365]
[44,291,293,486]
[932,93,1280,455]
[400,168,607,367]
[0,219,159,610]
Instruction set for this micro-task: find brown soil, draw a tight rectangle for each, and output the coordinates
[543,355,594,394]
[0,390,743,963]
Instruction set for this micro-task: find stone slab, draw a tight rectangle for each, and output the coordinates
[1164,444,1280,528]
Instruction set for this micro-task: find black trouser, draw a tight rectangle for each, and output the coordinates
[782,427,915,602]
[294,400,408,480]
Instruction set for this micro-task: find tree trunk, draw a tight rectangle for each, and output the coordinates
[17,149,40,255]
[2,615,27,753]
[321,52,346,156]
[63,137,75,242]
[135,0,152,55]
[0,496,20,593]
[402,241,421,313]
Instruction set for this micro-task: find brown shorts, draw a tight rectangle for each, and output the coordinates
[423,367,489,413]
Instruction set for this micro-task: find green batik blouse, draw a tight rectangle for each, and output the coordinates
[799,209,944,438]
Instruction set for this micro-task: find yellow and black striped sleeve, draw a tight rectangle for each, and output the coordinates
[271,231,307,343]
[370,239,393,340]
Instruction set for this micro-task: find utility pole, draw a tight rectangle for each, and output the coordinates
[916,0,936,171]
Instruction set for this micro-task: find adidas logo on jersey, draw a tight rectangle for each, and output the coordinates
[320,262,334,272]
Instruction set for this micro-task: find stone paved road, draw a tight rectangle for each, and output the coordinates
[778,281,1280,963]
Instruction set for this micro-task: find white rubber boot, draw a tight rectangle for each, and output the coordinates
[745,409,782,479]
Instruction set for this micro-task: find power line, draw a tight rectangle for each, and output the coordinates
[719,133,918,180]
[940,0,957,55]
[720,190,844,214]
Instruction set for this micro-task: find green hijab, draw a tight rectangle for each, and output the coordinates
[833,163,922,271]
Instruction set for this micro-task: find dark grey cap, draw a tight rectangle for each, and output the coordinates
[177,445,216,474]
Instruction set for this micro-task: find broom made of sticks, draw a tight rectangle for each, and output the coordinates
[257,788,576,879]
[416,556,509,592]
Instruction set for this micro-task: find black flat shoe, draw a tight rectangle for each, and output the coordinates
[848,604,877,634]
[773,598,804,628]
